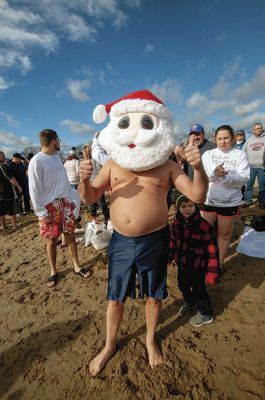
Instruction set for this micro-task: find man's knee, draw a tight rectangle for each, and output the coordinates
[108,300,124,309]
[146,297,162,307]
[46,237,57,246]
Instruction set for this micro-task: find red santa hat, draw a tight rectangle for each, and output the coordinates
[93,89,171,124]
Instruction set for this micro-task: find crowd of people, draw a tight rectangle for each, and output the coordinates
[0,88,264,377]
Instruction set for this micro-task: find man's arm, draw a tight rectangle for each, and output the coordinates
[171,165,208,204]
[0,164,22,192]
[79,158,111,205]
[9,177,22,193]
[28,160,48,218]
[170,135,208,203]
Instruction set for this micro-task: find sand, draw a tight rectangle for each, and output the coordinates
[0,205,265,400]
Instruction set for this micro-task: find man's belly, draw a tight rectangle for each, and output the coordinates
[110,198,169,237]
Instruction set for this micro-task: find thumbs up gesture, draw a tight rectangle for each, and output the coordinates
[184,134,202,169]
[79,145,93,183]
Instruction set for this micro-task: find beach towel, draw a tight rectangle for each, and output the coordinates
[236,227,265,259]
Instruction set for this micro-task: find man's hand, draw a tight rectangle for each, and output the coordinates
[214,163,228,177]
[79,147,93,183]
[184,134,202,169]
[174,144,186,163]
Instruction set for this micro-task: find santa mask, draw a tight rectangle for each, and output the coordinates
[92,90,175,171]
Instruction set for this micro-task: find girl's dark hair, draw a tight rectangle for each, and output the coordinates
[215,125,234,139]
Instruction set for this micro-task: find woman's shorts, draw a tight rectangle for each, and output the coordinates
[39,198,76,239]
[107,225,170,303]
[201,204,239,217]
[0,199,16,217]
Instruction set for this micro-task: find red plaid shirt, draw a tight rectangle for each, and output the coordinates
[169,207,220,284]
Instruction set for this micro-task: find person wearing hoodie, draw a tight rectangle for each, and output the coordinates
[234,129,246,150]
[201,125,250,269]
[234,129,247,199]
[169,195,220,327]
[63,150,80,189]
[242,122,265,208]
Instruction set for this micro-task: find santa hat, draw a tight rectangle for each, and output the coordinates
[93,90,171,124]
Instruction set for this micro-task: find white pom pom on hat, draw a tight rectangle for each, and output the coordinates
[93,104,109,124]
[92,89,169,124]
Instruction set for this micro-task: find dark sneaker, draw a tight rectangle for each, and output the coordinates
[189,312,213,327]
[179,302,192,316]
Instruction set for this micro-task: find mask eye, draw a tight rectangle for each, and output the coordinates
[118,116,130,129]
[141,115,154,130]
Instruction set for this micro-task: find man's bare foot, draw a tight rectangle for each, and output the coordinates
[88,345,117,377]
[146,338,163,369]
[47,274,57,288]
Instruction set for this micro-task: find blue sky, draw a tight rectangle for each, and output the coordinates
[1,0,265,157]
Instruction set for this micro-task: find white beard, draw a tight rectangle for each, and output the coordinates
[98,114,175,171]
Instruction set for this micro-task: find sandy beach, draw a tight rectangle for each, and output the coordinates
[0,204,264,400]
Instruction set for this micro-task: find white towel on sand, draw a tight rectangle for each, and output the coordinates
[236,227,265,259]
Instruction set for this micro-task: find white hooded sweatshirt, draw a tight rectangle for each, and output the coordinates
[202,147,250,207]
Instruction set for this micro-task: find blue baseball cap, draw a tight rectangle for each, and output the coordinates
[189,124,205,134]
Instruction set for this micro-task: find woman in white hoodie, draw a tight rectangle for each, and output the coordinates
[201,125,250,269]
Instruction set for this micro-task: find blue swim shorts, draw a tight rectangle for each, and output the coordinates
[107,225,170,303]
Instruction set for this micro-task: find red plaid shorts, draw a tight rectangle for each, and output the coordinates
[39,199,76,239]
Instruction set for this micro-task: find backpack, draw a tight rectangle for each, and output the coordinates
[252,216,265,232]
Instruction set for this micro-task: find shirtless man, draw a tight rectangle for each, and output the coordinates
[79,90,208,376]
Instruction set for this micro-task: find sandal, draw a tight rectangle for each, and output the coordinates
[73,267,91,278]
[47,274,57,288]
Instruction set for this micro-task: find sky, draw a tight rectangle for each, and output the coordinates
[1,0,265,157]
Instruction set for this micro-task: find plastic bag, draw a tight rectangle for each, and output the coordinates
[84,220,112,250]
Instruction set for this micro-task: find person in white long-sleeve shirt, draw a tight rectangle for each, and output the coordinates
[63,150,80,189]
[201,125,250,269]
[28,129,90,288]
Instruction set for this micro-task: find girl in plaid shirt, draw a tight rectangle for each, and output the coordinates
[169,195,221,327]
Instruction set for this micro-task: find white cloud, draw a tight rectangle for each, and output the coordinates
[65,78,91,102]
[223,56,242,79]
[0,50,32,74]
[235,100,264,116]
[234,65,265,100]
[60,119,95,136]
[149,79,182,104]
[0,129,31,147]
[236,112,265,129]
[210,76,231,99]
[0,26,58,52]
[0,0,140,85]
[0,76,15,91]
[186,92,207,108]
[144,44,156,54]
[0,112,19,127]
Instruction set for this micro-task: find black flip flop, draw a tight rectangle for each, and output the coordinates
[73,267,91,278]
